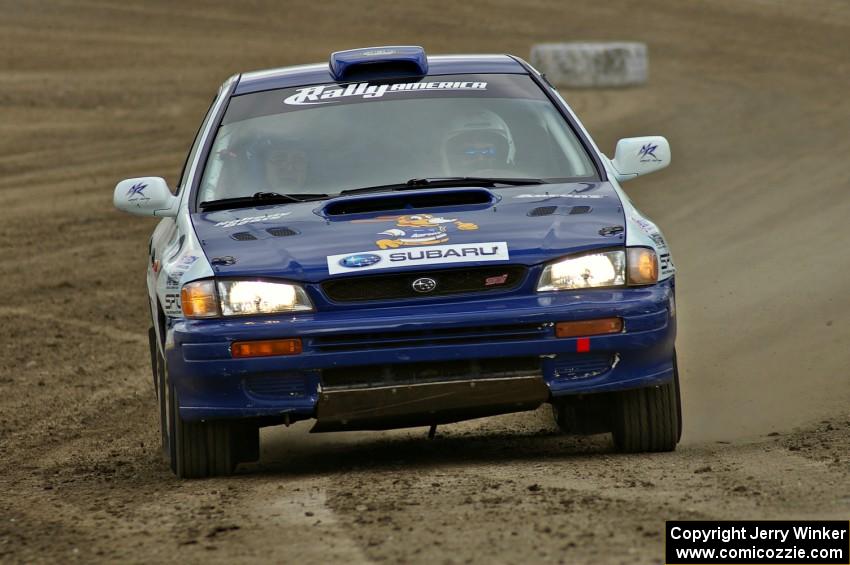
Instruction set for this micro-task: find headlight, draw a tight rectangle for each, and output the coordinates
[537,247,659,291]
[537,250,625,291]
[181,279,313,318]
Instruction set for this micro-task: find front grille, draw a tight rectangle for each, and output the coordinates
[321,357,541,390]
[243,373,309,398]
[322,265,527,303]
[311,322,547,352]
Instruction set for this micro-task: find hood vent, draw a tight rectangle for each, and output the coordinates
[231,232,257,241]
[528,206,558,217]
[323,189,494,217]
[527,205,592,217]
[267,226,299,237]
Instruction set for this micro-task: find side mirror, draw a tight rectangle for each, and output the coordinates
[113,177,178,217]
[609,136,671,183]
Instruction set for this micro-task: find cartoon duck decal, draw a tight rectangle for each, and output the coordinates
[355,214,479,249]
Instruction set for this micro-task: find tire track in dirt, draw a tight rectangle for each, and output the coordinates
[0,307,146,345]
[1,1,849,563]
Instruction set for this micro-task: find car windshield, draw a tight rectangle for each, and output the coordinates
[197,74,598,203]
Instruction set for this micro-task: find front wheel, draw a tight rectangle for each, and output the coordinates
[162,372,259,479]
[612,365,681,453]
[167,384,260,478]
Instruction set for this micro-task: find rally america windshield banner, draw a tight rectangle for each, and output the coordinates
[222,74,549,124]
[284,81,488,105]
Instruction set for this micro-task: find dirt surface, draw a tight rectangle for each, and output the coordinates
[1,1,848,563]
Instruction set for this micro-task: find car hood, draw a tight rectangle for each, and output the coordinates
[192,182,626,283]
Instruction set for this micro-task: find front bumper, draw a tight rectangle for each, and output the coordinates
[165,279,676,422]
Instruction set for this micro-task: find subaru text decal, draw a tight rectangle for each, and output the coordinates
[327,242,509,275]
[284,81,487,106]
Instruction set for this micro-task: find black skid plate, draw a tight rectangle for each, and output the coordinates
[311,376,550,432]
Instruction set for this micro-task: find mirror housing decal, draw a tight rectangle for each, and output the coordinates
[610,136,671,182]
[114,177,178,217]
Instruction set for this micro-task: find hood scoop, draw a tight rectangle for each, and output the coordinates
[322,188,495,217]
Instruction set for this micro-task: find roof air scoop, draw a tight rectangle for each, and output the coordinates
[329,46,428,82]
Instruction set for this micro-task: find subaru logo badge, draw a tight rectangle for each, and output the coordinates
[339,253,382,268]
[412,277,438,293]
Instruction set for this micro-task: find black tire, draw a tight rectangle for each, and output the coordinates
[551,393,612,435]
[159,362,259,478]
[155,345,173,465]
[166,382,260,478]
[148,326,159,395]
[673,351,683,442]
[612,364,681,453]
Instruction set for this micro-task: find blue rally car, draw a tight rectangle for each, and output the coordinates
[114,46,680,478]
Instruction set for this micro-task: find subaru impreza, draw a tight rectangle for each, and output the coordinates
[114,46,680,478]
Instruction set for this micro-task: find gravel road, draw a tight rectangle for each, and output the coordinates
[1,1,848,563]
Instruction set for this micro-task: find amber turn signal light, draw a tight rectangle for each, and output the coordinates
[627,247,659,285]
[181,280,218,318]
[555,318,623,338]
[231,338,303,358]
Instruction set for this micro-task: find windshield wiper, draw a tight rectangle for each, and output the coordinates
[339,177,547,196]
[199,192,329,212]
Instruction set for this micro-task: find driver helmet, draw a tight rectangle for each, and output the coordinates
[245,135,309,191]
[441,110,516,174]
